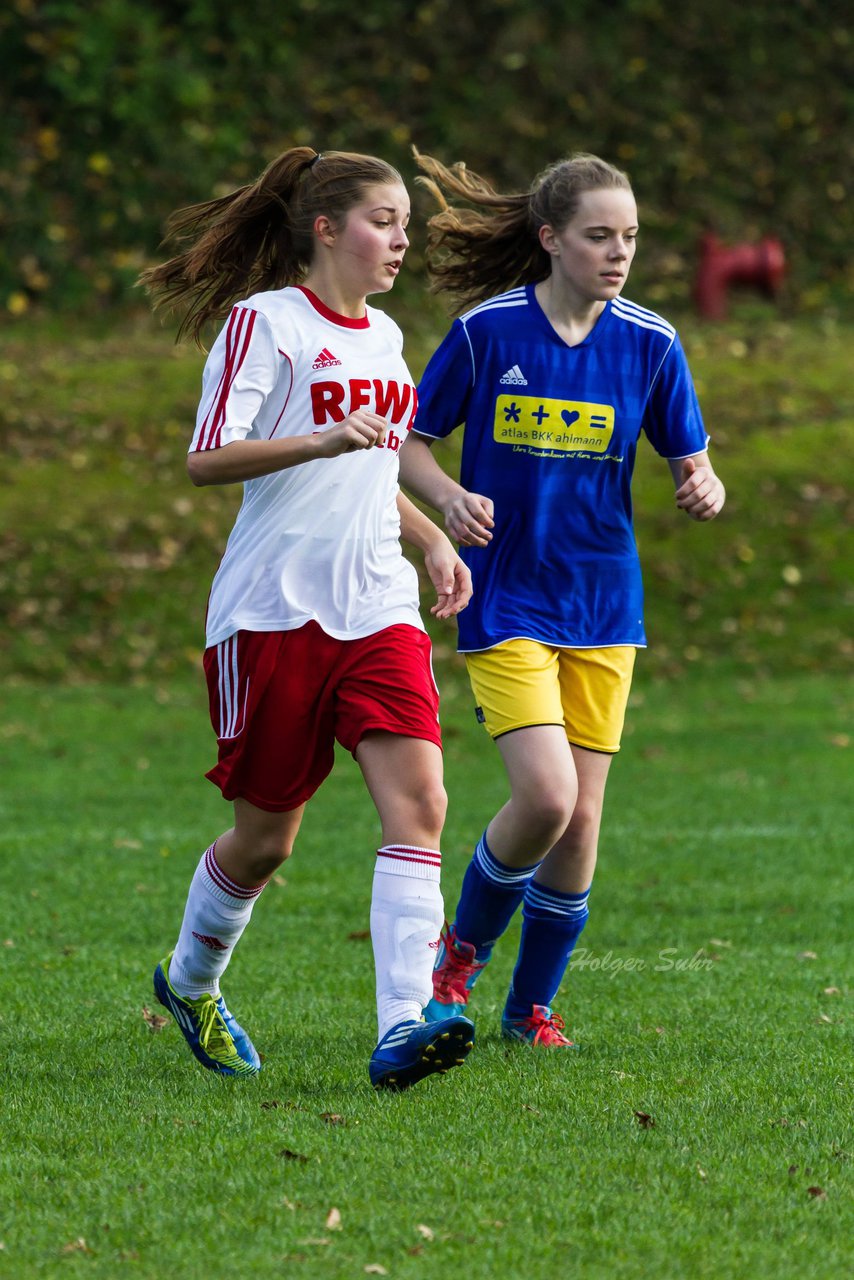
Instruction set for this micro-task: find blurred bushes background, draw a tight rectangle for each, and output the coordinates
[1,1,851,686]
[2,0,852,318]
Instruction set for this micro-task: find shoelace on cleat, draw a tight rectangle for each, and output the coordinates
[193,996,241,1061]
[518,1010,575,1047]
[434,933,486,1002]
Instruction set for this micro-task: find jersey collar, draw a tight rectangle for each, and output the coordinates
[295,285,371,329]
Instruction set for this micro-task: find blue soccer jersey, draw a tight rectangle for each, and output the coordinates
[413,285,709,651]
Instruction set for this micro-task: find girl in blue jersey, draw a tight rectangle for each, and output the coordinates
[399,151,725,1047]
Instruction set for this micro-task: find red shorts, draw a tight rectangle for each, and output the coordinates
[203,622,441,812]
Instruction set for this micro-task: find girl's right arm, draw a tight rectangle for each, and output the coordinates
[399,432,495,547]
[188,410,388,486]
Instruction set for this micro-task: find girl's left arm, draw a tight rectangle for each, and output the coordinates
[397,493,473,618]
[669,451,726,521]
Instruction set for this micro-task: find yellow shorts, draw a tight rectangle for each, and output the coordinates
[465,640,637,754]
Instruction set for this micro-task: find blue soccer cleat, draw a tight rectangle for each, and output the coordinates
[423,923,487,1023]
[369,1015,475,1091]
[501,1003,579,1048]
[153,953,261,1076]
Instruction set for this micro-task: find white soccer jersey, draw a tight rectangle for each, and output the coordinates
[190,286,423,647]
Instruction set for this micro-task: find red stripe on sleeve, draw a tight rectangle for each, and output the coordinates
[202,307,257,451]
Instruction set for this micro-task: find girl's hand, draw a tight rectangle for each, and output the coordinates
[444,491,495,546]
[314,409,387,457]
[424,542,473,618]
[675,456,726,521]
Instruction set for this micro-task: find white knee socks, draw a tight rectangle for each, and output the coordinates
[168,844,266,998]
[370,845,444,1040]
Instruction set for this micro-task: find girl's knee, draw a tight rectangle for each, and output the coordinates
[517,779,577,841]
[567,796,603,844]
[414,777,448,832]
[239,829,296,882]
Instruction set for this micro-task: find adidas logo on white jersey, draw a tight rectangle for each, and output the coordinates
[312,347,342,369]
[499,364,527,385]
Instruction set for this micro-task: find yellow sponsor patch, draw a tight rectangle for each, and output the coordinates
[493,394,614,453]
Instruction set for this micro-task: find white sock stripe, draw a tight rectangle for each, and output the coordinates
[204,845,265,902]
[474,838,537,887]
[525,884,590,917]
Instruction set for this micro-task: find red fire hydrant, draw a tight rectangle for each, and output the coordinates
[694,232,786,320]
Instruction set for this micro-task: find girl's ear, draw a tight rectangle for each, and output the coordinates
[538,223,559,255]
[314,214,337,246]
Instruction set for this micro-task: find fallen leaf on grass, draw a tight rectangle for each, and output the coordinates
[416,1224,434,1240]
[364,1267,388,1276]
[61,1239,92,1255]
[828,734,849,748]
[822,987,841,996]
[299,1237,330,1246]
[815,1014,833,1025]
[807,1186,827,1199]
[696,1164,707,1180]
[633,1111,655,1129]
[141,1006,169,1032]
[321,1112,346,1125]
[709,938,732,948]
[798,951,818,961]
[325,1208,342,1231]
[347,930,371,941]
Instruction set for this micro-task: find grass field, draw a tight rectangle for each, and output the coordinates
[0,669,850,1279]
[1,308,851,1276]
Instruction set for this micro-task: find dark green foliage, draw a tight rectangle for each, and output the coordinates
[1,0,851,316]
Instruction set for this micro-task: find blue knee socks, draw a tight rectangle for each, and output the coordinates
[454,831,539,962]
[505,882,590,1017]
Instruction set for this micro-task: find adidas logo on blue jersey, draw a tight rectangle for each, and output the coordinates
[499,364,527,385]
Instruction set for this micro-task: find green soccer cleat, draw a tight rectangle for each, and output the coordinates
[153,953,261,1076]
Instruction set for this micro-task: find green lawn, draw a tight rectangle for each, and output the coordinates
[0,671,850,1279]
[0,308,851,682]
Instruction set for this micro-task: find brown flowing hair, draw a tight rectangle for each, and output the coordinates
[139,148,403,344]
[413,148,633,314]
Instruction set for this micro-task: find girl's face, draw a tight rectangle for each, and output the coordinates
[324,182,411,298]
[542,187,639,306]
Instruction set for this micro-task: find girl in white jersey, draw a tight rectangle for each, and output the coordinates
[399,151,725,1049]
[140,147,475,1089]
